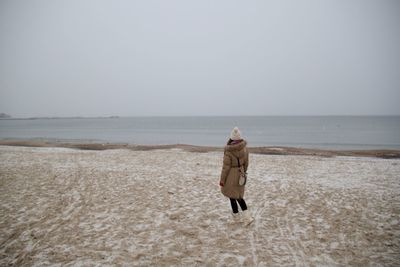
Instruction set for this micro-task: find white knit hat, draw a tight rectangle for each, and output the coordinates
[230,127,242,141]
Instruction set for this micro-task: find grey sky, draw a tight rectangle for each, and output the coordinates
[1,0,399,117]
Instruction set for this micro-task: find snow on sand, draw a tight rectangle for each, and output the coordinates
[0,146,399,266]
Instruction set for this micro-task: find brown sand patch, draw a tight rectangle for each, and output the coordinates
[0,140,399,158]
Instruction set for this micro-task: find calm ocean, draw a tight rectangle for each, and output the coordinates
[0,116,399,150]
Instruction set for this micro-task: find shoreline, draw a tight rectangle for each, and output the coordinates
[1,139,399,159]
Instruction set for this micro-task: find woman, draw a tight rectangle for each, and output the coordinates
[220,127,254,225]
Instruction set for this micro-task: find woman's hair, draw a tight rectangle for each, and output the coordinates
[227,139,243,145]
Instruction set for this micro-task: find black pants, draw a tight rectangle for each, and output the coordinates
[230,198,247,214]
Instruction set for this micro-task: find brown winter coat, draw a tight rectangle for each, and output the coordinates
[220,140,249,199]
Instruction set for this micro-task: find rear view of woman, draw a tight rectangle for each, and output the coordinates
[220,127,254,225]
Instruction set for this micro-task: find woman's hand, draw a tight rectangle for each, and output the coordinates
[219,181,224,187]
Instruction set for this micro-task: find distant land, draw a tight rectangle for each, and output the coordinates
[0,115,120,120]
[0,113,12,119]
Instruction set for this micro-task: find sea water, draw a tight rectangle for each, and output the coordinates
[0,116,399,150]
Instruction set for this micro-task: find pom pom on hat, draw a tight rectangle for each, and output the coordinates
[230,127,242,141]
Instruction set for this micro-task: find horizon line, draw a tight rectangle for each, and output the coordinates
[2,114,400,119]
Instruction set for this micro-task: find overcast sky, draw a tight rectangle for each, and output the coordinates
[0,0,399,117]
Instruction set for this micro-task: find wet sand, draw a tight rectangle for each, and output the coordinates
[0,145,399,266]
[1,139,400,158]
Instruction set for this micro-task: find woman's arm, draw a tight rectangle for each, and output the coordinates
[220,152,231,186]
[244,148,249,173]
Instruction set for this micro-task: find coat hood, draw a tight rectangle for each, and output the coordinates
[224,140,247,153]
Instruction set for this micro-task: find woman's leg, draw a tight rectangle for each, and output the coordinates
[229,198,239,214]
[237,198,248,211]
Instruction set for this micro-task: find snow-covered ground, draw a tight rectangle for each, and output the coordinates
[0,146,399,266]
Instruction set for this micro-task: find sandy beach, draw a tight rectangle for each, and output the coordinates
[1,145,399,266]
